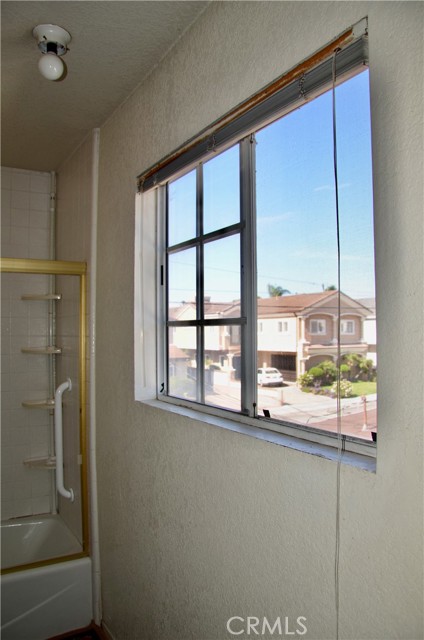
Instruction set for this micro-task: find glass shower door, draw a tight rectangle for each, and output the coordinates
[1,259,88,572]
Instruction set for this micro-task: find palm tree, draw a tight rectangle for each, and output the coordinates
[267,284,290,297]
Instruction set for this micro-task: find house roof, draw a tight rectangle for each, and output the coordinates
[168,344,190,359]
[169,301,236,320]
[357,298,376,314]
[169,291,373,320]
[257,292,335,316]
[260,291,373,317]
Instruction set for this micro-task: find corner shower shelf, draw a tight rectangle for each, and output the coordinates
[21,293,62,301]
[23,456,56,470]
[22,398,55,410]
[21,346,62,355]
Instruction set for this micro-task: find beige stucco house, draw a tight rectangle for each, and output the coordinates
[169,291,375,381]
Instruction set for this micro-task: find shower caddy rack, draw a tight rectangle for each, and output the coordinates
[21,290,62,471]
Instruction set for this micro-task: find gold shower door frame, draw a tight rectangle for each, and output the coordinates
[0,258,89,573]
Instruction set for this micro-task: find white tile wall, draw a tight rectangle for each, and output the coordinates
[1,167,51,261]
[1,167,54,520]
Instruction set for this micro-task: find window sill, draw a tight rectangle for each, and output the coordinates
[140,397,376,473]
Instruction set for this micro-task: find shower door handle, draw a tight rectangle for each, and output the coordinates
[54,379,75,502]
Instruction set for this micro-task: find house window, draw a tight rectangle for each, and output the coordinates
[341,320,355,334]
[310,319,327,335]
[136,28,377,450]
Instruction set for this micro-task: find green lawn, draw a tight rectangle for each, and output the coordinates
[348,381,377,397]
[320,380,377,397]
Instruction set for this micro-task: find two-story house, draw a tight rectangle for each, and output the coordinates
[257,291,372,379]
[169,291,374,381]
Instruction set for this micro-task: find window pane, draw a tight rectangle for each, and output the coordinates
[168,327,197,401]
[168,170,196,246]
[204,234,240,317]
[256,71,376,441]
[204,325,241,411]
[203,145,240,234]
[168,248,196,313]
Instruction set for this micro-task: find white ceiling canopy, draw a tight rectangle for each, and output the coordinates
[1,1,209,171]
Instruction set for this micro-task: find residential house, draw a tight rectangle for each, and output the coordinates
[169,291,374,382]
[257,291,373,379]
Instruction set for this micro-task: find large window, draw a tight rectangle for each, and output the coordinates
[137,30,377,451]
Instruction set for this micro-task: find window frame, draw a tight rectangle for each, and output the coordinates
[160,136,257,417]
[145,174,376,459]
[310,319,327,335]
[278,321,289,333]
[136,24,376,460]
[341,319,355,335]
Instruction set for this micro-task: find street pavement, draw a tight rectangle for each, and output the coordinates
[258,383,377,441]
[206,374,377,442]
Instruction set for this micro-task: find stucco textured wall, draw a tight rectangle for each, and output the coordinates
[56,133,94,543]
[64,2,423,639]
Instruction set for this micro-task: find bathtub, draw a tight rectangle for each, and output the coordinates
[1,515,92,640]
[1,514,82,570]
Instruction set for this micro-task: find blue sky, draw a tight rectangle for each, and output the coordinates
[168,69,375,305]
[256,69,375,301]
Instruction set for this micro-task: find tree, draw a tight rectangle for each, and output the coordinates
[323,284,337,291]
[267,284,290,297]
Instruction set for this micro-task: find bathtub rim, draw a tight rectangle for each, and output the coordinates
[1,550,89,576]
[1,555,93,640]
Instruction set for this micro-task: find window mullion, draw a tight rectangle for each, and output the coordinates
[240,135,257,417]
[158,185,168,395]
[196,164,205,404]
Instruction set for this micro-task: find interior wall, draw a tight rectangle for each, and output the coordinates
[1,168,54,520]
[61,2,422,639]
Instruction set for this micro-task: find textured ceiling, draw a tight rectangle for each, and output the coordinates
[1,1,209,171]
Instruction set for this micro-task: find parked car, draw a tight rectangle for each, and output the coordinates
[257,367,284,386]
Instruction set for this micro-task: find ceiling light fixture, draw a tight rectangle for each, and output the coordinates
[33,24,71,81]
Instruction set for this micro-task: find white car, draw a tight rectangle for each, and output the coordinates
[257,367,284,387]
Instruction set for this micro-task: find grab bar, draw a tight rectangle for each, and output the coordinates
[54,379,74,502]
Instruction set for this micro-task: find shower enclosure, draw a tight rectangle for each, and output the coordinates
[1,257,92,639]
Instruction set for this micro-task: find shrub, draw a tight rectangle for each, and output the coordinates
[309,366,324,379]
[298,372,313,388]
[340,364,350,378]
[342,353,376,381]
[319,359,337,384]
[331,379,353,398]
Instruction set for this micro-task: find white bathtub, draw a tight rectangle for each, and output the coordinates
[1,514,82,570]
[1,515,92,640]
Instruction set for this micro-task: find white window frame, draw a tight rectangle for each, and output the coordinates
[341,319,355,334]
[134,24,376,464]
[278,321,288,333]
[310,319,327,335]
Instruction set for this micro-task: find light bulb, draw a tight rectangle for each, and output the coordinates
[38,53,64,81]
